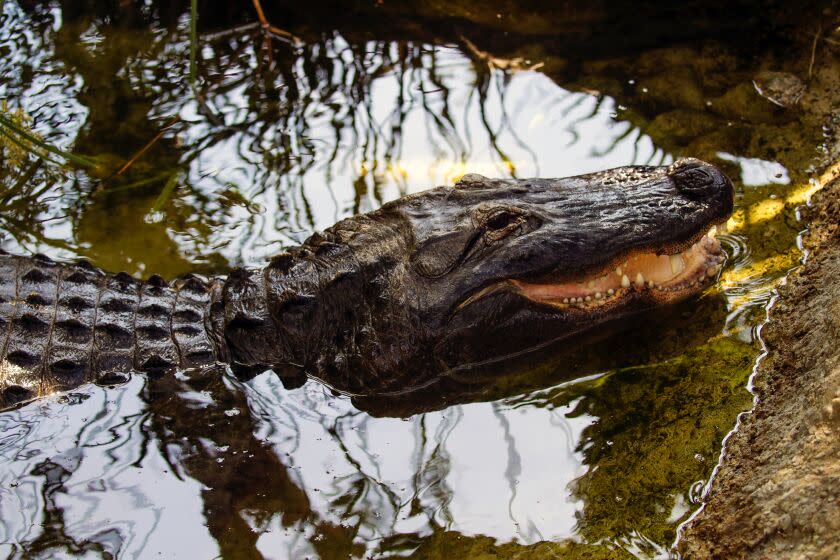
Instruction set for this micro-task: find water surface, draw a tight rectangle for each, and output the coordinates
[0,2,827,558]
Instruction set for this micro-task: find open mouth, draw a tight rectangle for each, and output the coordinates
[511,227,726,309]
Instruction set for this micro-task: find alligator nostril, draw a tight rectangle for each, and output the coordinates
[671,164,724,200]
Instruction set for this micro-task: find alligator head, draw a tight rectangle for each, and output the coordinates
[224,158,733,395]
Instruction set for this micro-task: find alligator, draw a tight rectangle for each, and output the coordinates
[0,158,733,410]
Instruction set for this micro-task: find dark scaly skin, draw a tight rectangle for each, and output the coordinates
[0,158,734,409]
[0,255,224,403]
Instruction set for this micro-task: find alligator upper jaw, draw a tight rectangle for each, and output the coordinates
[456,225,727,313]
[512,227,726,309]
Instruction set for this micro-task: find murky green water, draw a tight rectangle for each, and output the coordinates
[0,2,829,558]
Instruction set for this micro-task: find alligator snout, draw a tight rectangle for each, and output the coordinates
[668,158,734,203]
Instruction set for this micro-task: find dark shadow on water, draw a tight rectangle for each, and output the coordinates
[352,293,730,417]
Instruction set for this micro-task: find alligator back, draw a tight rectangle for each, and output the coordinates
[0,252,222,408]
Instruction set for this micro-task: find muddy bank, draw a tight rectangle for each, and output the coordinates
[675,17,840,556]
[678,169,840,558]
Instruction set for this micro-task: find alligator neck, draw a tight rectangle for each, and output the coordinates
[218,224,416,394]
[0,212,410,407]
[219,244,358,382]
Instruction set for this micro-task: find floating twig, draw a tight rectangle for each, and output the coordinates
[808,27,822,79]
[251,0,302,45]
[459,35,544,73]
[113,117,180,177]
[201,22,260,42]
[189,0,198,90]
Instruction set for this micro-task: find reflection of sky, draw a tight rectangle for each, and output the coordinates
[173,39,671,264]
[241,374,592,549]
[0,380,218,558]
[0,372,594,554]
[716,152,790,186]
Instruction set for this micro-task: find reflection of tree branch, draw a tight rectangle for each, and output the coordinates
[493,403,525,540]
[590,120,635,159]
[459,35,544,73]
[145,368,318,558]
[420,48,468,167]
[474,70,519,178]
[491,70,541,177]
[24,459,117,557]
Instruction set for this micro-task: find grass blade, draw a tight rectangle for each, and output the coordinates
[0,127,65,167]
[151,170,181,213]
[0,113,97,168]
[5,158,44,201]
[96,171,171,195]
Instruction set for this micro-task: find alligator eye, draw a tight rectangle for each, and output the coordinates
[484,210,523,231]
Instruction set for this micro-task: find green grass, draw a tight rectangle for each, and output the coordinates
[0,112,96,168]
[151,170,182,212]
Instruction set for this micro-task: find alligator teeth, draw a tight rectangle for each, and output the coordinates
[513,226,725,308]
[670,254,685,275]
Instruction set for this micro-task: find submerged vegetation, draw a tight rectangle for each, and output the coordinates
[0,1,837,558]
[0,103,95,169]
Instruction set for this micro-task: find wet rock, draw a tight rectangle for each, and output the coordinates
[647,109,720,144]
[752,71,807,108]
[637,66,707,111]
[679,172,840,560]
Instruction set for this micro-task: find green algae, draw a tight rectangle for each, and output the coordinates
[566,338,755,545]
[399,529,634,559]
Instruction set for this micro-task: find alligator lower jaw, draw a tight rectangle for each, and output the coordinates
[512,227,726,309]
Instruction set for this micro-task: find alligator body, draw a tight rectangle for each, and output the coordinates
[0,159,733,409]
